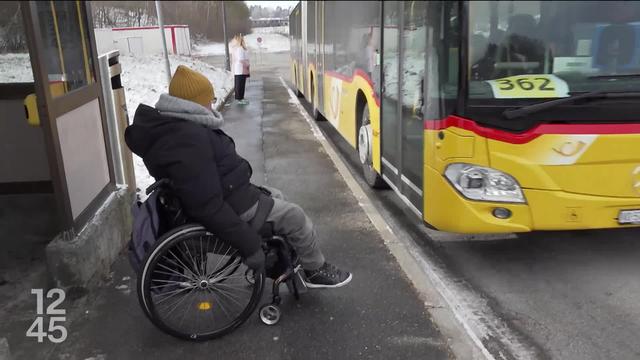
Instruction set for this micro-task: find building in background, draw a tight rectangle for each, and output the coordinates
[95,25,191,56]
[250,17,289,28]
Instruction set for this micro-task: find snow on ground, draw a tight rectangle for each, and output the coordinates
[245,31,290,53]
[192,42,227,57]
[120,54,233,112]
[132,153,154,196]
[193,31,290,56]
[0,53,33,82]
[119,54,234,193]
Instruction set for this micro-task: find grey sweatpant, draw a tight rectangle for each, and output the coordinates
[239,187,325,271]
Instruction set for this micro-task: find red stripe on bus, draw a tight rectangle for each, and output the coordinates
[325,69,380,106]
[112,25,188,31]
[171,27,177,54]
[425,115,640,144]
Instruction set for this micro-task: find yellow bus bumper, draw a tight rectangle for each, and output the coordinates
[424,167,640,233]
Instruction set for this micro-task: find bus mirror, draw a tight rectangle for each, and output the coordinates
[24,93,40,127]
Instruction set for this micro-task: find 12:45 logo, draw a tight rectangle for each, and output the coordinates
[26,289,67,343]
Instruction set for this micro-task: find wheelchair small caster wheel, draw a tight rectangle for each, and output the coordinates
[259,304,281,325]
[245,269,255,285]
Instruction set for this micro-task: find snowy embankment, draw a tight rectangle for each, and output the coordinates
[193,31,290,56]
[119,54,234,193]
[120,54,233,114]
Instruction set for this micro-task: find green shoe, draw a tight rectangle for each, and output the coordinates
[237,99,249,105]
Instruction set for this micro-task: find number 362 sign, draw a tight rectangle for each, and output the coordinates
[487,74,569,99]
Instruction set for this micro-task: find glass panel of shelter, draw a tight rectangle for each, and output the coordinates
[35,1,95,98]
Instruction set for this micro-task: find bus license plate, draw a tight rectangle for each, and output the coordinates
[619,210,640,225]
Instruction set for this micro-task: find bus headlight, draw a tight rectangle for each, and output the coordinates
[444,163,526,203]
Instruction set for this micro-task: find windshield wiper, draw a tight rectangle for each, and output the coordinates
[588,73,640,80]
[502,91,640,120]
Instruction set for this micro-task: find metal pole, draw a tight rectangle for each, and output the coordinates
[155,0,172,85]
[98,52,125,186]
[222,1,231,71]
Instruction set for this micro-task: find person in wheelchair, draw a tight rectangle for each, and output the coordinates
[125,65,351,289]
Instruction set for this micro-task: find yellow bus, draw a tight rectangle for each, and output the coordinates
[290,1,640,233]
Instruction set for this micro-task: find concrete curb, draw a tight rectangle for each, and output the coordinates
[46,189,134,289]
[216,84,235,111]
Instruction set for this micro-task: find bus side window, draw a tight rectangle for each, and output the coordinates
[425,1,459,120]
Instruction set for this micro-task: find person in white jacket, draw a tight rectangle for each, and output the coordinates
[231,34,250,105]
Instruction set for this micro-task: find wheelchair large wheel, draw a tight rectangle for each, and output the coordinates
[137,224,265,341]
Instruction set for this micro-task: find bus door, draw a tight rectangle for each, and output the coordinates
[314,1,324,110]
[381,1,426,216]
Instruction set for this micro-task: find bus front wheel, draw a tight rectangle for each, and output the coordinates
[358,103,386,188]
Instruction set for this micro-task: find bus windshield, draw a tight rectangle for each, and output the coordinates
[468,1,640,100]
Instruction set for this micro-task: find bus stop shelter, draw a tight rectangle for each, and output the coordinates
[0,1,134,290]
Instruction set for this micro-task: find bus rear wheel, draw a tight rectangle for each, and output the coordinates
[293,67,303,97]
[310,75,322,121]
[358,103,386,188]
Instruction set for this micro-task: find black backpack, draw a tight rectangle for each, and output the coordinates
[128,182,186,274]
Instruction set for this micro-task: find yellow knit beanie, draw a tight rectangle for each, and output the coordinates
[168,65,215,108]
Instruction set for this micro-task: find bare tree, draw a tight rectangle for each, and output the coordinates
[90,1,155,28]
[0,1,28,52]
[160,1,250,42]
[89,1,250,42]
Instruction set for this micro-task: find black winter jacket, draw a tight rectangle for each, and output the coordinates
[125,104,262,257]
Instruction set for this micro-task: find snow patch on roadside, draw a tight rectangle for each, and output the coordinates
[120,54,233,113]
[192,42,227,57]
[132,156,154,197]
[245,32,289,53]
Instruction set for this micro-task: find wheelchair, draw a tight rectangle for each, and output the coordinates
[136,179,307,341]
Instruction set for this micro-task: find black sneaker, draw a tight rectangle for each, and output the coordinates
[304,262,352,289]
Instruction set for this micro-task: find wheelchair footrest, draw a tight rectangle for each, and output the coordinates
[286,265,308,295]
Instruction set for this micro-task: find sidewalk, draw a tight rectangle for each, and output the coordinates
[3,73,452,360]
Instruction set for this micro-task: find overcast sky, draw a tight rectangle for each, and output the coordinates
[245,1,298,10]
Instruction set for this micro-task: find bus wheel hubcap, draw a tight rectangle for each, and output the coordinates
[358,124,372,165]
